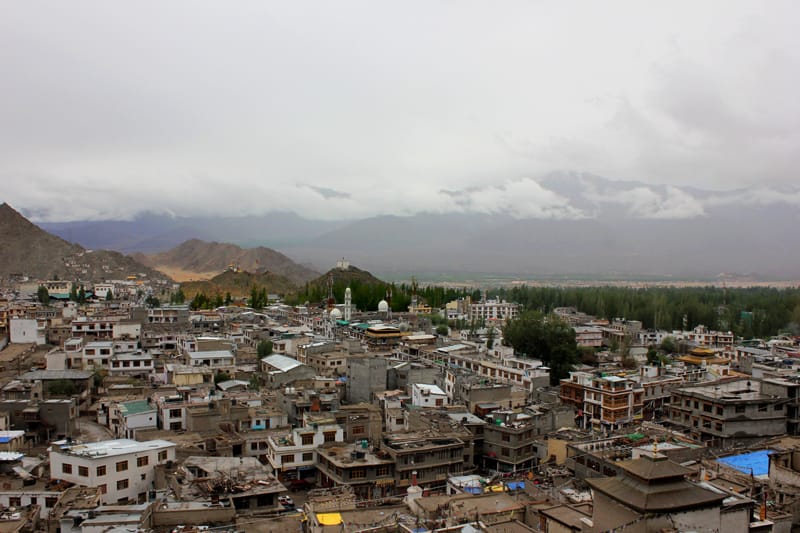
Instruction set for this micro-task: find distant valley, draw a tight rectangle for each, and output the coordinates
[34,174,800,282]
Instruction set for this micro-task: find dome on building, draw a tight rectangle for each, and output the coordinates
[378,299,389,313]
[329,308,343,320]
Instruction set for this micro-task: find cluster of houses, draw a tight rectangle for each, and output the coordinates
[1,280,800,532]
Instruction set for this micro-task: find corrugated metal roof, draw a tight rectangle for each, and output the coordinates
[262,354,303,372]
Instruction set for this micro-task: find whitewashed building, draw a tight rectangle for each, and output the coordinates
[49,438,176,504]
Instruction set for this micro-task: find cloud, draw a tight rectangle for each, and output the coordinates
[581,180,707,220]
[1,2,799,221]
[301,185,351,200]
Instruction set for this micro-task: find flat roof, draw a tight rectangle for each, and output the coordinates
[20,369,92,380]
[119,400,155,417]
[55,438,174,459]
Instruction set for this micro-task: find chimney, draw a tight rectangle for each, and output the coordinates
[411,470,418,486]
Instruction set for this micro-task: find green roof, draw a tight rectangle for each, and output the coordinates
[119,399,155,416]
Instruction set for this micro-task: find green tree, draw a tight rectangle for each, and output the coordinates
[145,295,161,308]
[486,327,495,349]
[48,379,78,396]
[257,340,273,358]
[225,292,233,306]
[69,283,78,302]
[214,371,231,384]
[435,324,449,336]
[77,285,86,304]
[105,290,114,301]
[37,285,50,304]
[503,311,579,385]
[660,336,676,354]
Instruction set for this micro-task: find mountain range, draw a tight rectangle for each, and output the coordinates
[0,203,170,282]
[33,174,800,281]
[131,239,319,285]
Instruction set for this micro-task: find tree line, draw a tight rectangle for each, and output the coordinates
[494,285,800,339]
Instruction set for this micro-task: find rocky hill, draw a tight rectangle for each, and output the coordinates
[0,203,170,282]
[132,239,318,285]
[180,270,297,299]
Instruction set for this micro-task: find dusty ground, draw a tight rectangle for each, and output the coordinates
[149,265,219,282]
[0,343,49,384]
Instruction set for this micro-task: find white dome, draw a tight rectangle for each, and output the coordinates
[378,300,389,312]
[345,287,352,297]
[329,308,343,319]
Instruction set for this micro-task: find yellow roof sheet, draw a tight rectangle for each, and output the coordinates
[316,512,343,526]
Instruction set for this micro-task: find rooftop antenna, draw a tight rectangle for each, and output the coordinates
[386,286,392,320]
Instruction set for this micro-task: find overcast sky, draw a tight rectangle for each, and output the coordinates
[1,1,798,222]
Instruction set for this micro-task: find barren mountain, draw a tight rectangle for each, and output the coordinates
[132,239,318,285]
[0,203,171,282]
[181,269,297,299]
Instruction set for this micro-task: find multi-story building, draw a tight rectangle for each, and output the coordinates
[381,432,467,490]
[49,438,176,504]
[581,374,644,432]
[265,417,343,480]
[574,326,603,348]
[146,305,188,324]
[316,442,396,499]
[468,298,519,324]
[669,378,789,445]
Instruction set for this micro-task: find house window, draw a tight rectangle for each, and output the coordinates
[78,466,89,477]
[302,452,314,461]
[323,431,336,443]
[169,409,182,418]
[62,463,73,474]
[501,433,511,442]
[116,460,129,472]
[97,465,106,476]
[301,434,314,445]
[9,497,21,507]
[137,456,149,467]
[45,496,58,507]
[735,405,746,413]
[158,450,168,461]
[117,479,129,490]
[758,404,768,412]
[98,484,107,494]
[352,426,365,436]
[435,399,444,407]
[716,406,723,416]
[376,466,390,476]
[350,469,366,479]
[281,454,294,464]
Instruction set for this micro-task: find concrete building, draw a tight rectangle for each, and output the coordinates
[265,417,343,480]
[316,442,396,499]
[261,354,316,387]
[9,317,46,345]
[346,356,387,403]
[109,399,157,439]
[411,383,448,408]
[669,378,789,445]
[49,438,176,504]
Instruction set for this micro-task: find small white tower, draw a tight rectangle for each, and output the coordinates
[344,287,352,322]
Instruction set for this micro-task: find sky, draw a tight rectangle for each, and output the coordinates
[1,1,798,222]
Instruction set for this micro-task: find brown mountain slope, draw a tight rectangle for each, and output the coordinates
[133,239,319,284]
[0,203,171,282]
[181,270,297,299]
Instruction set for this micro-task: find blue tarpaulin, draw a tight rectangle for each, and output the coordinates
[506,481,526,490]
[717,450,772,477]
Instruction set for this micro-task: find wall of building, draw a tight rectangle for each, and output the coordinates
[151,506,235,527]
